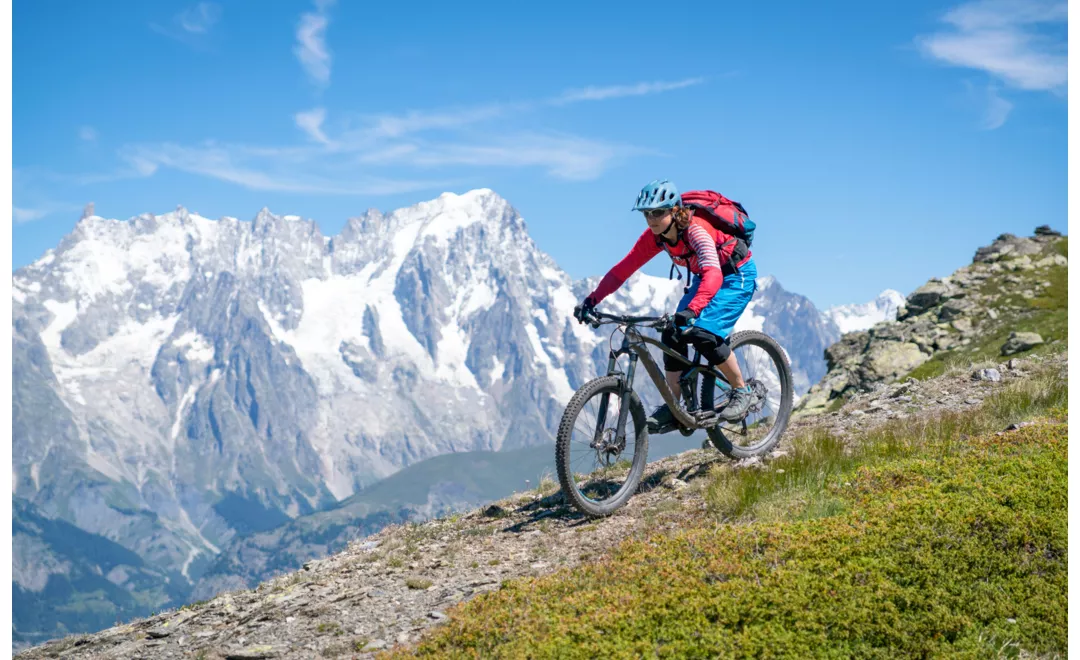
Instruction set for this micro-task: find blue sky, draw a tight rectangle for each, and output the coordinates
[13,0,1067,308]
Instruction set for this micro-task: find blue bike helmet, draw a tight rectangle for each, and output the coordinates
[632,179,681,211]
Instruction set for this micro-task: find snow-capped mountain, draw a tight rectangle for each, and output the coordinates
[14,190,610,579]
[12,189,872,637]
[824,290,905,334]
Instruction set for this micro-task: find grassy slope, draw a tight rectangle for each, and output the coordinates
[392,363,1067,659]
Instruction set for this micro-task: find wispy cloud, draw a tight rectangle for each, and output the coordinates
[346,77,703,142]
[117,141,444,195]
[78,126,98,143]
[295,0,335,87]
[45,77,699,195]
[151,2,222,47]
[362,103,516,140]
[295,108,331,144]
[12,201,83,224]
[363,133,648,181]
[13,207,48,223]
[916,0,1066,91]
[178,2,222,33]
[551,77,706,104]
[977,83,1014,130]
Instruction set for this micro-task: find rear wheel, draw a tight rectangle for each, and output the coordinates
[700,330,793,459]
[556,376,648,517]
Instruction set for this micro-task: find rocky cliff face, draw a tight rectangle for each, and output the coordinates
[799,227,1066,412]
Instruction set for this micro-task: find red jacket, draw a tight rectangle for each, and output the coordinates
[588,215,751,314]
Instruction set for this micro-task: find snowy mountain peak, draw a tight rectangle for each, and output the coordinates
[824,289,905,334]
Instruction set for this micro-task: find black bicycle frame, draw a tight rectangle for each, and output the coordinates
[594,322,732,436]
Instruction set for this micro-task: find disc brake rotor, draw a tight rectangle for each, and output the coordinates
[594,428,622,465]
[747,379,769,415]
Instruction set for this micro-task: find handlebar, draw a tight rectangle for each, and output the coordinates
[581,309,672,332]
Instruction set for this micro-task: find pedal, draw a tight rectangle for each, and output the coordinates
[647,421,680,435]
[693,410,722,429]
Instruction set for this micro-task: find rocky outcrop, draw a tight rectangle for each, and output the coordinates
[799,228,1065,413]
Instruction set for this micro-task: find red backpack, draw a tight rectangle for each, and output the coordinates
[681,190,755,247]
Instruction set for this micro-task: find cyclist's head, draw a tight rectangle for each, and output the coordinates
[634,180,683,235]
[632,179,681,212]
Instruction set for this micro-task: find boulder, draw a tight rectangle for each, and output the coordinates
[974,234,1044,263]
[904,281,950,316]
[950,317,973,334]
[1001,332,1044,356]
[858,342,929,384]
[937,298,976,322]
[1034,254,1068,268]
[824,332,869,370]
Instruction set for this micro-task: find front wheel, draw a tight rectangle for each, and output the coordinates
[556,376,649,517]
[700,330,793,459]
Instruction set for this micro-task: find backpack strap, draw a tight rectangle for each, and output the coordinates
[658,228,693,293]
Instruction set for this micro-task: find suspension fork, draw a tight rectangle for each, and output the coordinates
[592,350,631,448]
[613,352,638,449]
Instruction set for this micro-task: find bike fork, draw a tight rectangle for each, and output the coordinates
[592,351,638,450]
[613,353,637,449]
[591,354,618,448]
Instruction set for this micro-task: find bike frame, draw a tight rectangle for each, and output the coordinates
[591,316,733,447]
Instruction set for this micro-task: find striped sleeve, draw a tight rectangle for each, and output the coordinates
[684,224,725,314]
[686,224,722,271]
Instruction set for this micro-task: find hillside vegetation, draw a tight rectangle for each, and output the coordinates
[399,363,1066,658]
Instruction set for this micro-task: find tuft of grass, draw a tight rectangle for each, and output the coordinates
[386,555,405,569]
[179,598,209,612]
[316,621,344,636]
[405,577,433,590]
[533,472,560,498]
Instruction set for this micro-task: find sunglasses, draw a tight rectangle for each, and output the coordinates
[643,209,671,220]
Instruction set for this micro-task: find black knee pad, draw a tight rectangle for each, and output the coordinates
[709,338,732,364]
[684,327,731,365]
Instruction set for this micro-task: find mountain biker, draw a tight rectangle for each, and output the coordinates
[573,179,757,432]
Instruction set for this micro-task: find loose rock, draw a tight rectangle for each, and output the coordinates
[1001,332,1044,356]
[972,368,1001,382]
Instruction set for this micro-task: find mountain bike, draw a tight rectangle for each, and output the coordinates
[556,309,793,517]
